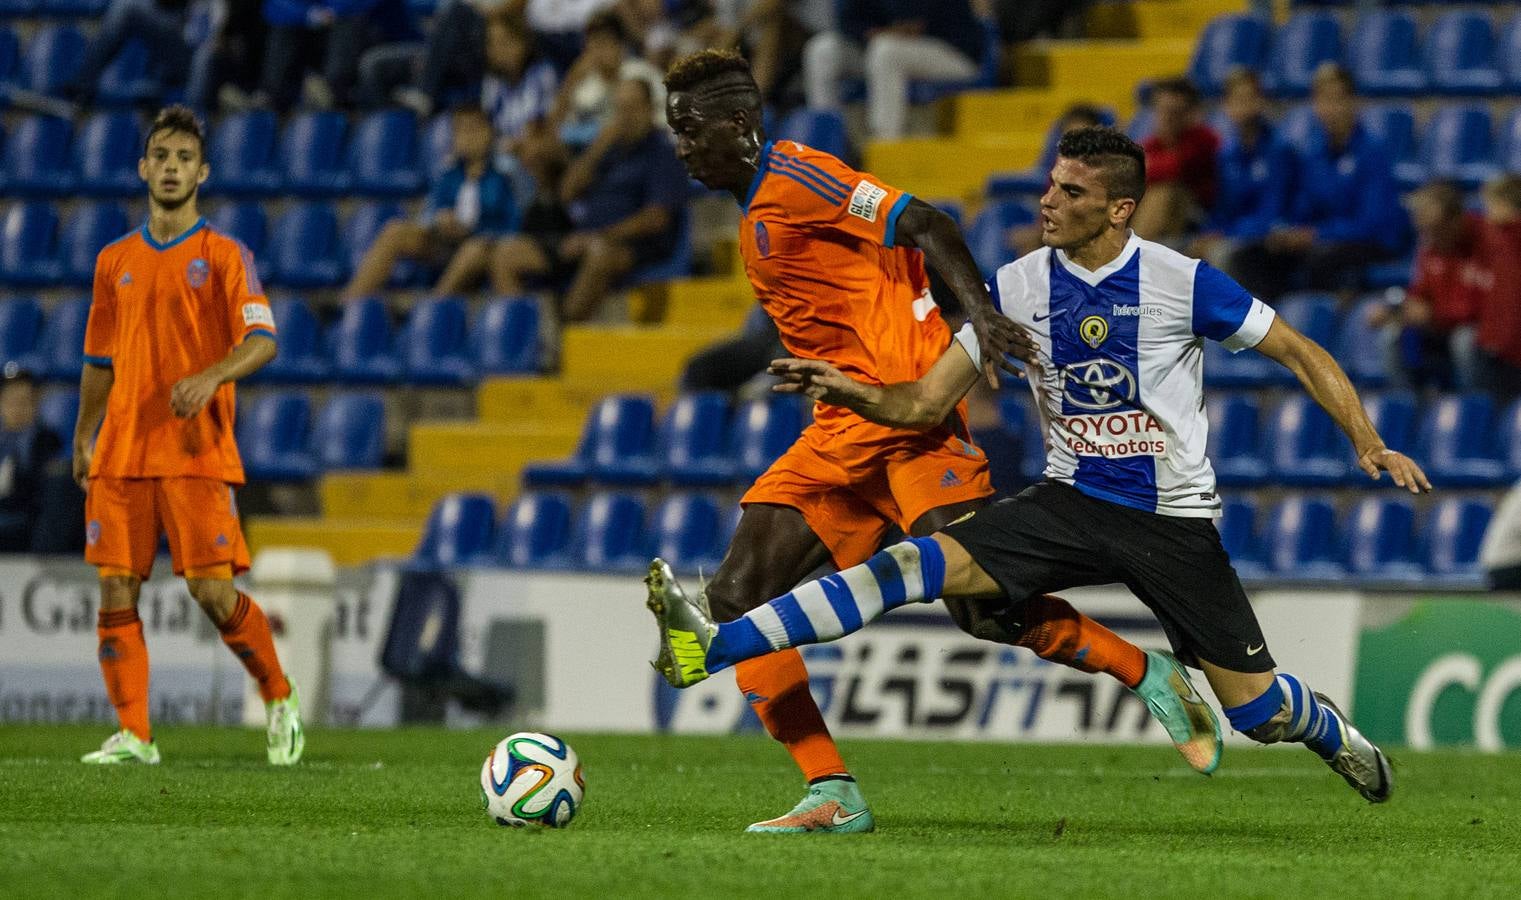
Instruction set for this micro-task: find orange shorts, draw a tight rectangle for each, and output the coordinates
[85,477,251,580]
[741,423,995,568]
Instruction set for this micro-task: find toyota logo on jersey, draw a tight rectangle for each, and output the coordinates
[1060,359,1136,411]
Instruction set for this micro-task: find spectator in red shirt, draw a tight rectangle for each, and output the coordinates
[1131,76,1218,245]
[1476,174,1521,403]
[1368,180,1482,391]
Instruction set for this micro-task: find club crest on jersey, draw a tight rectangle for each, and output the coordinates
[187,257,210,288]
[1079,315,1108,348]
[755,220,770,257]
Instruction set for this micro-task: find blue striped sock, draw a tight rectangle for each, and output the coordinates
[706,537,946,672]
[1222,673,1344,760]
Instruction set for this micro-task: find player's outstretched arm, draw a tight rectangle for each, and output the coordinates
[170,335,277,418]
[73,362,114,488]
[1254,317,1432,493]
[769,341,981,429]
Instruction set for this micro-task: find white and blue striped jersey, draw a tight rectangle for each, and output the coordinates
[958,232,1276,518]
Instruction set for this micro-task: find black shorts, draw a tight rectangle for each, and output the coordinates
[942,480,1275,673]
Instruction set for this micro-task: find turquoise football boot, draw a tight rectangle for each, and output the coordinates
[1132,649,1223,775]
[746,779,876,834]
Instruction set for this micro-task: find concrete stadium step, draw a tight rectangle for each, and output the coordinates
[865,134,1046,205]
[953,88,1140,141]
[407,420,582,481]
[560,325,729,393]
[1013,39,1196,95]
[246,516,423,566]
[630,275,754,330]
[319,470,521,519]
[1088,0,1247,41]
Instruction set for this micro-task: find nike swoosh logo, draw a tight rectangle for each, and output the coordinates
[1246,644,1264,656]
[831,808,868,826]
[1032,312,1051,322]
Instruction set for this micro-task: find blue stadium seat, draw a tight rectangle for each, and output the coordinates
[328,296,401,384]
[414,493,497,567]
[281,111,350,196]
[208,201,268,255]
[1502,399,1521,478]
[1422,498,1491,582]
[1425,11,1502,96]
[1361,391,1417,457]
[75,111,142,197]
[1269,293,1338,386]
[626,212,693,287]
[1347,10,1426,97]
[1343,496,1423,580]
[349,109,423,197]
[22,295,87,380]
[400,295,474,385]
[1203,336,1276,388]
[474,296,540,375]
[1504,14,1521,92]
[20,25,83,95]
[966,199,1036,279]
[1420,104,1498,188]
[1205,393,1266,487]
[986,107,1116,199]
[1190,14,1271,96]
[207,110,281,197]
[1266,12,1342,98]
[254,298,328,383]
[237,391,315,482]
[495,491,574,568]
[522,394,660,487]
[1263,495,1344,579]
[1337,295,1391,386]
[0,201,62,286]
[1217,497,1265,579]
[1267,394,1351,485]
[1361,103,1421,190]
[59,202,129,285]
[1125,107,1155,142]
[775,108,849,162]
[664,391,734,486]
[1418,393,1507,486]
[4,115,74,196]
[0,26,17,96]
[343,202,410,285]
[732,395,807,483]
[36,387,77,454]
[575,491,648,572]
[650,492,724,572]
[423,112,453,182]
[312,391,385,470]
[0,295,41,368]
[1499,107,1521,176]
[95,38,156,107]
[267,202,344,287]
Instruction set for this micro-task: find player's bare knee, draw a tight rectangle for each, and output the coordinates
[185,578,237,623]
[98,576,141,611]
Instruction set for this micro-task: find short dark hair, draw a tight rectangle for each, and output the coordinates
[1149,76,1201,107]
[144,104,205,156]
[664,49,762,116]
[585,10,627,44]
[1056,126,1147,204]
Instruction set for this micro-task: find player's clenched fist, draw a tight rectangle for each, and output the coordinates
[170,372,220,418]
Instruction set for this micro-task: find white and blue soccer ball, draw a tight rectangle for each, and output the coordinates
[480,732,584,828]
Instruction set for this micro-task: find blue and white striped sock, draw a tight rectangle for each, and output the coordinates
[1222,672,1344,759]
[705,537,947,672]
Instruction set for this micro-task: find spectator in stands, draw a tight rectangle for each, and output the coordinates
[60,0,224,111]
[526,0,619,70]
[1189,68,1292,271]
[802,0,988,139]
[679,305,785,395]
[1228,63,1403,299]
[341,106,516,301]
[550,10,665,147]
[709,1,831,104]
[0,366,61,553]
[1475,174,1521,403]
[480,13,561,149]
[1366,180,1482,392]
[366,0,511,116]
[1130,76,1218,245]
[1007,103,1107,256]
[489,78,687,322]
[257,0,419,111]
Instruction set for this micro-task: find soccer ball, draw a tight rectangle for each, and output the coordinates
[479,732,585,827]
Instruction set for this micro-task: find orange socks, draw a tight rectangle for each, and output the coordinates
[97,608,151,741]
[1012,594,1148,689]
[218,592,291,703]
[735,649,849,783]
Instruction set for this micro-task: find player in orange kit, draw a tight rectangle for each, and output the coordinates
[651,51,1220,832]
[73,106,303,766]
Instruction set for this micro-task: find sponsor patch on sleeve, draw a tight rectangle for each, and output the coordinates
[242,303,275,329]
[848,181,888,223]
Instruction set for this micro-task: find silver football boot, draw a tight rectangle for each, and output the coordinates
[645,559,716,688]
[1315,692,1393,803]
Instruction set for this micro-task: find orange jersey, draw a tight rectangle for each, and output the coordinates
[739,141,956,440]
[84,219,275,483]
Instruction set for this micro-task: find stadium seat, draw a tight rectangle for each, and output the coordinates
[664,391,734,486]
[281,111,351,196]
[59,202,129,285]
[343,202,410,285]
[266,202,344,287]
[1217,497,1265,579]
[20,25,83,96]
[349,109,423,197]
[522,394,660,487]
[732,395,807,483]
[494,491,574,568]
[328,296,401,384]
[1205,393,1266,487]
[966,199,1036,279]
[414,493,497,567]
[4,115,74,196]
[1498,107,1521,176]
[1420,105,1498,188]
[1360,391,1418,460]
[0,27,17,96]
[95,38,156,107]
[74,111,140,197]
[400,295,474,385]
[650,492,725,572]
[474,296,540,375]
[312,392,385,471]
[1125,107,1155,142]
[0,201,62,286]
[1418,393,1507,486]
[1343,496,1423,580]
[1266,12,1342,98]
[1347,10,1426,97]
[0,294,41,368]
[237,391,315,482]
[1263,495,1344,579]
[207,110,281,197]
[1267,394,1351,485]
[625,211,693,287]
[1336,295,1390,386]
[207,201,268,255]
[1425,11,1502,96]
[1504,14,1521,92]
[575,491,648,572]
[1502,399,1521,478]
[1188,14,1271,96]
[1203,336,1276,388]
[1360,103,1421,190]
[1269,294,1338,386]
[1422,498,1491,582]
[36,387,77,454]
[986,108,1116,200]
[254,297,328,383]
[22,295,87,380]
[775,108,849,162]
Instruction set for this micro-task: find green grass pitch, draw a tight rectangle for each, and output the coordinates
[2,725,1518,899]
